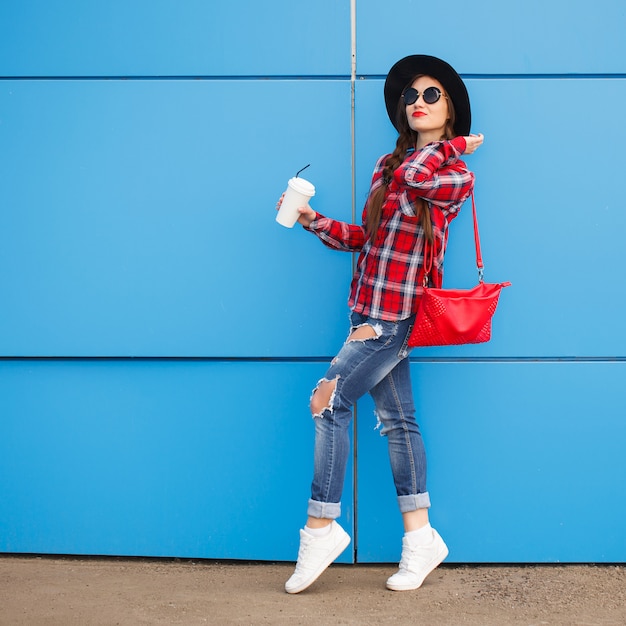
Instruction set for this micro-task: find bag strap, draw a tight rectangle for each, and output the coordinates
[471,192,484,282]
[423,191,484,286]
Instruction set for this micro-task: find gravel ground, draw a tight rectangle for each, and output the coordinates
[1,556,625,625]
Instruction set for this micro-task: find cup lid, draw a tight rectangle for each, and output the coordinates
[288,177,315,196]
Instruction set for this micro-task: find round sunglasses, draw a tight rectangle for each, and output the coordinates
[402,86,444,106]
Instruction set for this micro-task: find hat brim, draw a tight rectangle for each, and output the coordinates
[384,55,471,136]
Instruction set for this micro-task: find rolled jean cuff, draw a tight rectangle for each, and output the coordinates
[307,498,341,520]
[398,492,431,513]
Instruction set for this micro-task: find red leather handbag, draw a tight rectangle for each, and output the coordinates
[408,194,511,347]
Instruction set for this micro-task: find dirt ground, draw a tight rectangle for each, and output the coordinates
[0,556,625,626]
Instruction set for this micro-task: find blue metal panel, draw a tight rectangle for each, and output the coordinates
[0,79,353,357]
[0,360,354,562]
[356,0,626,75]
[2,0,625,566]
[0,1,350,77]
[356,361,626,562]
[355,77,626,358]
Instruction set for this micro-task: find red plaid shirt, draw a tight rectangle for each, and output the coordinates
[306,137,474,321]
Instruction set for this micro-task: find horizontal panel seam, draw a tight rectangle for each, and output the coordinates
[0,75,353,81]
[1,357,625,363]
[2,74,626,81]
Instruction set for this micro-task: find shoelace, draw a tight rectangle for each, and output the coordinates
[399,544,428,571]
[294,535,315,572]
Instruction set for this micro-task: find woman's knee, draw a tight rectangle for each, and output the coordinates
[310,378,338,416]
[310,324,381,417]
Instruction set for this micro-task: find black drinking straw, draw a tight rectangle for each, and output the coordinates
[295,164,311,178]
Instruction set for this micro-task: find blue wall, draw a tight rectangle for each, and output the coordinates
[1,0,625,562]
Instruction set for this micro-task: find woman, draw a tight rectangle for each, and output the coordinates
[280,55,484,594]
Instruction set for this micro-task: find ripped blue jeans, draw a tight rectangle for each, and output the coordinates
[308,311,430,520]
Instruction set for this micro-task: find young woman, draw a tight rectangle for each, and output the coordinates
[279,55,484,594]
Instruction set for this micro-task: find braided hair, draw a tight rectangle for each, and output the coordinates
[365,76,456,241]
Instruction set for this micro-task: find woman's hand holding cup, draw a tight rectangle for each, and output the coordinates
[276,194,316,228]
[275,177,316,228]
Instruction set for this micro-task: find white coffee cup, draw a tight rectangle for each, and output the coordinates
[276,177,316,228]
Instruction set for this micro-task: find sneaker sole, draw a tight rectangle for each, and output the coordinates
[386,543,449,592]
[285,532,351,594]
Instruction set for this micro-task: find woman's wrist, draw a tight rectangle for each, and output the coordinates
[450,135,467,154]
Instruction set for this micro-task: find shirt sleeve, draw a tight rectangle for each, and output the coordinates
[303,154,390,252]
[304,213,366,252]
[396,137,474,215]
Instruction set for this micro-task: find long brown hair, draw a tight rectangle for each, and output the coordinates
[365,76,457,241]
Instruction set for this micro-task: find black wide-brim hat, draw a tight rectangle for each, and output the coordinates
[384,54,471,136]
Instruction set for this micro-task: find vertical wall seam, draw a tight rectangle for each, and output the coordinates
[350,0,356,226]
[350,0,358,563]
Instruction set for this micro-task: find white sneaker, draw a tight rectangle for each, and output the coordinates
[285,521,351,594]
[386,528,448,591]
